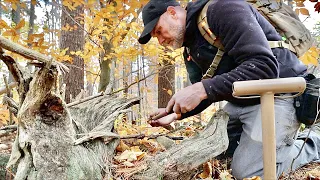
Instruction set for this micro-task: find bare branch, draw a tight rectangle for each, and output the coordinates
[0,125,17,131]
[67,92,104,107]
[108,71,157,95]
[0,128,16,137]
[0,36,69,72]
[0,53,25,84]
[0,82,17,95]
[120,133,184,140]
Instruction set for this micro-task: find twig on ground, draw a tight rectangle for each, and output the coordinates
[0,125,17,131]
[120,133,184,140]
[0,128,16,137]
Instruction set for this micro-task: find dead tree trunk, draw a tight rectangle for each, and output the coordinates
[5,62,140,179]
[0,36,229,180]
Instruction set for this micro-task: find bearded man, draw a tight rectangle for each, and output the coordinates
[138,0,320,179]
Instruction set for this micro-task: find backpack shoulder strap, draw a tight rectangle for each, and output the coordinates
[197,0,224,51]
[197,0,224,79]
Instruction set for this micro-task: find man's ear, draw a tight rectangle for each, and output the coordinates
[166,6,177,19]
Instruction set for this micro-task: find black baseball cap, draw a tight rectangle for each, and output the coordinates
[138,0,180,44]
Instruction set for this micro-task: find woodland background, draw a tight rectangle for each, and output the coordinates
[0,0,319,179]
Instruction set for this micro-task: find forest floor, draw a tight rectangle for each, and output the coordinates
[1,123,320,180]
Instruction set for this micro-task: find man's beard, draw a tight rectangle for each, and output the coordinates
[165,25,185,49]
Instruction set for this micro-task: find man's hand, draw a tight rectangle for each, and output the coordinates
[148,108,181,127]
[148,108,168,121]
[166,82,208,114]
[149,113,178,127]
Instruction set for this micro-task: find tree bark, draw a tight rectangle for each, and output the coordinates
[133,110,229,180]
[98,58,113,92]
[60,3,85,103]
[27,0,36,47]
[158,57,175,108]
[11,1,20,30]
[5,61,140,179]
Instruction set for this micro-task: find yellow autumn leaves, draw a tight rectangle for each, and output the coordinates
[300,46,320,66]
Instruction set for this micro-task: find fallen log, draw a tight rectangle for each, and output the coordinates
[133,110,229,180]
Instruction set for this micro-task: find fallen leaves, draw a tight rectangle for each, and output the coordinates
[305,169,320,179]
[113,145,148,179]
[116,140,130,152]
[198,162,213,179]
[244,176,262,180]
[196,159,235,180]
[114,149,146,165]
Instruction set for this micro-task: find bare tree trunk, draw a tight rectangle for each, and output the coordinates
[27,0,36,47]
[99,58,112,92]
[122,58,129,123]
[137,55,142,124]
[97,4,142,93]
[60,2,84,103]
[11,1,20,27]
[8,0,21,92]
[158,57,175,108]
[141,49,148,124]
[86,82,94,96]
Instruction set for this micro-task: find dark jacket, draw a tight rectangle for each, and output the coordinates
[181,0,307,119]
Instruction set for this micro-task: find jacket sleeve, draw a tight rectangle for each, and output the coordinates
[201,0,279,102]
[181,98,213,119]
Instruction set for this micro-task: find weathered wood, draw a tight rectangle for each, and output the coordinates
[4,64,140,179]
[0,125,17,131]
[3,75,14,124]
[133,110,229,180]
[67,92,103,107]
[0,52,32,105]
[68,95,140,178]
[0,36,68,72]
[0,129,16,138]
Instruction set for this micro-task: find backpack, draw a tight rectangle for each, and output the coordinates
[198,0,314,79]
[294,74,320,126]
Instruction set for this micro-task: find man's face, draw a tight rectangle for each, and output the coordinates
[151,9,185,49]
